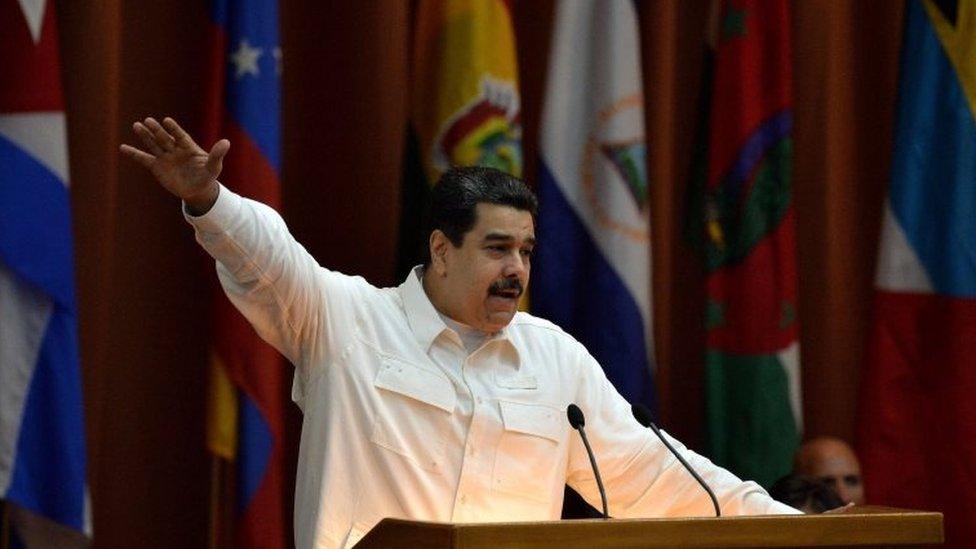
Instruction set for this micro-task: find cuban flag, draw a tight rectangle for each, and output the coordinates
[533,0,656,411]
[859,1,976,546]
[203,0,287,547]
[0,0,90,545]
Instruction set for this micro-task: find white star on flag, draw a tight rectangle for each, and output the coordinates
[16,0,46,43]
[231,39,262,79]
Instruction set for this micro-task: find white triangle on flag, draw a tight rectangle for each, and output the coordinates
[16,0,47,44]
[875,200,933,293]
[0,112,69,185]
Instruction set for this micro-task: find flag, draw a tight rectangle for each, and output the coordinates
[0,0,90,545]
[858,1,976,546]
[686,0,801,488]
[203,0,286,547]
[533,0,657,412]
[396,0,523,278]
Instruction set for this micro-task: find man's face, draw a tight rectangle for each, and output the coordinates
[811,455,864,506]
[432,203,534,333]
[795,438,865,505]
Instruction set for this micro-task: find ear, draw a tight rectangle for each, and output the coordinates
[429,230,450,277]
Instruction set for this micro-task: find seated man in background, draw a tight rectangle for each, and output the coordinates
[794,437,865,506]
[769,474,844,514]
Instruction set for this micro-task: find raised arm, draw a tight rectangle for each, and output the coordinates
[119,118,352,377]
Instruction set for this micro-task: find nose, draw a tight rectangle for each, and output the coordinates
[835,483,852,505]
[503,250,528,278]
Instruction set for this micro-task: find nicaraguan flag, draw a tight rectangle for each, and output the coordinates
[533,0,656,411]
[0,0,90,545]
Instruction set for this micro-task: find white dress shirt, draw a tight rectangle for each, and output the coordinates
[186,185,798,549]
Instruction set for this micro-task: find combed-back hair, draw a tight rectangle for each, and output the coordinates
[425,166,537,262]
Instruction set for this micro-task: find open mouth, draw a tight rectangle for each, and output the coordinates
[488,279,523,300]
[492,289,520,299]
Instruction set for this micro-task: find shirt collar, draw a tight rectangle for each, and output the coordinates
[399,266,518,359]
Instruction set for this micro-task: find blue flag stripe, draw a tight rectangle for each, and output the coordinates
[6,309,86,530]
[0,136,76,309]
[215,0,281,171]
[890,1,976,298]
[236,395,273,513]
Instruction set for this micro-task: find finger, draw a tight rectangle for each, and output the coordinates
[205,139,230,177]
[119,143,156,169]
[162,117,198,149]
[144,117,177,151]
[133,122,164,155]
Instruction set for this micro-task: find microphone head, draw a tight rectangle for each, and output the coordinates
[632,403,654,428]
[567,404,585,429]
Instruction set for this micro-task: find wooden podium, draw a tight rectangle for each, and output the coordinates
[355,506,942,548]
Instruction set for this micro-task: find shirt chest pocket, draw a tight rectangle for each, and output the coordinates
[492,400,565,503]
[370,356,457,474]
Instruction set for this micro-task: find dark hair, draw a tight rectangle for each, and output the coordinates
[425,166,537,262]
[769,474,844,514]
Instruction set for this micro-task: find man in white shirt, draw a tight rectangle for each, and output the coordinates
[121,117,797,549]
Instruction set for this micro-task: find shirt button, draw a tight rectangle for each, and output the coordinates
[460,494,467,504]
[476,396,484,404]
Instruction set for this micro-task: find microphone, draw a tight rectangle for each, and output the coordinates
[567,403,609,519]
[632,404,721,517]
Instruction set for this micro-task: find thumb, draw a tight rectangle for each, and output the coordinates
[206,139,231,178]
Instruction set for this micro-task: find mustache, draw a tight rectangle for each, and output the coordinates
[488,278,523,297]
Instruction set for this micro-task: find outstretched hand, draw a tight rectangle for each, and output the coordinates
[120,117,228,214]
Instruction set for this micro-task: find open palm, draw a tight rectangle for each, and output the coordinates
[120,117,229,207]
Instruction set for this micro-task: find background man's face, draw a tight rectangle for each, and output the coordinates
[441,203,534,333]
[809,455,863,505]
[795,437,865,505]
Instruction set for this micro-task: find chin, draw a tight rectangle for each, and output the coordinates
[483,312,516,332]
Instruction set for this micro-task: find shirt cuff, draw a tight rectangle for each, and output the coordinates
[182,183,242,232]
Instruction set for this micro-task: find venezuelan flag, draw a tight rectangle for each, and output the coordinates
[204,0,287,547]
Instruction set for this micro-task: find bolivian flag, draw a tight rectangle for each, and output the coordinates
[396,0,522,278]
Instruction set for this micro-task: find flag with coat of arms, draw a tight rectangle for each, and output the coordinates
[533,0,657,413]
[686,0,801,489]
[396,0,523,279]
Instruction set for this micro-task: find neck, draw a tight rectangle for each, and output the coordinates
[421,268,491,335]
[421,267,457,322]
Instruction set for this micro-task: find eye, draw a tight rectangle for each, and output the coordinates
[520,248,533,258]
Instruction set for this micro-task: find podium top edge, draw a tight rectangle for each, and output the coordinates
[376,506,942,529]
